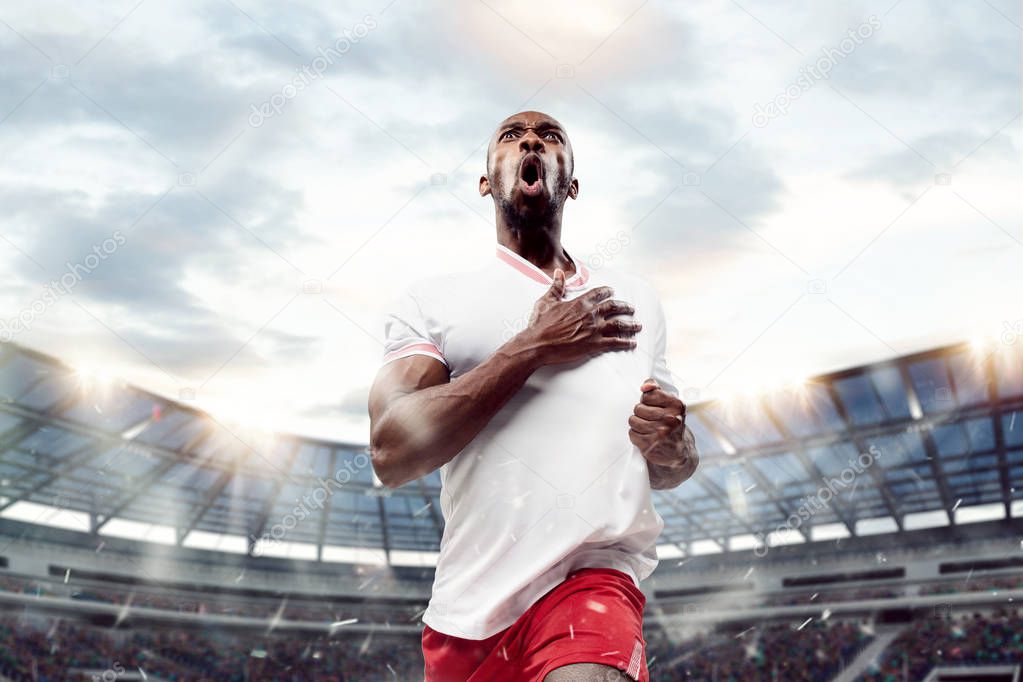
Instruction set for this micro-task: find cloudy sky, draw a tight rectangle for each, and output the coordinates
[0,0,1019,442]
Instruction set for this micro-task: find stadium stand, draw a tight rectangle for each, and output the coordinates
[1,337,1021,679]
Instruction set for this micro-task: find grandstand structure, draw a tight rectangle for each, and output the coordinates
[2,338,1021,562]
[1,337,1022,681]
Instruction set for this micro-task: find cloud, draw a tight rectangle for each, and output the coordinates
[0,0,1018,439]
[846,128,1019,189]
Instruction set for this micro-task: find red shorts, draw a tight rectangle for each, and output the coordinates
[422,567,649,682]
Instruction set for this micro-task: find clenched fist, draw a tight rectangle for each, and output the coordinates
[629,378,698,487]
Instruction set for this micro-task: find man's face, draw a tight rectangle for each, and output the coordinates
[480,111,578,225]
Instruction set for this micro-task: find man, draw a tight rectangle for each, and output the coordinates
[367,111,698,681]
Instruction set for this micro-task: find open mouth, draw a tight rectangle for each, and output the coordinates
[518,154,544,197]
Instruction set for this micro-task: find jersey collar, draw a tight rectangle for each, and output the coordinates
[495,243,590,289]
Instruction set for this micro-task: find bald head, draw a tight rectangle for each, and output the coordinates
[485,111,574,176]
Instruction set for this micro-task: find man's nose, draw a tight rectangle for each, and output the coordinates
[519,131,544,153]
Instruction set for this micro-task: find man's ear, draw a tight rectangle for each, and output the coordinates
[568,177,579,200]
[479,175,491,197]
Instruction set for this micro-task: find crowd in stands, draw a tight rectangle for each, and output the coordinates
[762,587,902,607]
[6,570,1023,681]
[860,609,1023,681]
[0,616,423,682]
[648,619,872,681]
[3,610,1023,681]
[0,572,424,625]
[919,573,1023,596]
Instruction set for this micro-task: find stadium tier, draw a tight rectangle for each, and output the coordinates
[1,338,1022,680]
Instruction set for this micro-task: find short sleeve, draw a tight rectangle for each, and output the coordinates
[381,285,448,368]
[650,293,680,398]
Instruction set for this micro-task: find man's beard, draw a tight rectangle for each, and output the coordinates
[495,174,572,232]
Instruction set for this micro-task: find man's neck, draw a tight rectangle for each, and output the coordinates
[496,216,576,279]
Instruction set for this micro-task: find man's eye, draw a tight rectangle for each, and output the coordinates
[501,131,517,140]
[544,132,561,142]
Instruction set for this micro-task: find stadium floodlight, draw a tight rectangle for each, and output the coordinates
[809,523,851,541]
[71,362,114,395]
[655,543,685,559]
[969,336,991,354]
[727,534,763,552]
[855,516,898,536]
[765,528,805,547]
[954,503,1006,525]
[903,509,951,531]
[182,529,249,554]
[98,517,177,545]
[688,539,723,556]
[0,500,90,531]
[322,545,388,566]
[389,549,439,567]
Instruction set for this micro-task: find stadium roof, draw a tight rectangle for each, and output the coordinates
[0,339,1021,564]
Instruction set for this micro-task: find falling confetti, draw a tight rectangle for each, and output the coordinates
[330,618,359,634]
[267,599,287,634]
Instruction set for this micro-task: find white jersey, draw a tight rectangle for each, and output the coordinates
[380,242,678,640]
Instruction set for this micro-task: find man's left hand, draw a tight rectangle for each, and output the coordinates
[629,378,698,487]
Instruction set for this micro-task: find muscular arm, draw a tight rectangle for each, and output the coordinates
[368,271,640,489]
[367,335,542,488]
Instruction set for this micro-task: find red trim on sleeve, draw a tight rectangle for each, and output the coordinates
[383,342,445,364]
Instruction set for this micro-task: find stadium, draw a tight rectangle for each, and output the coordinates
[1,337,1022,681]
[1,1,1019,680]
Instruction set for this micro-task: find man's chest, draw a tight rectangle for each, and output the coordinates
[436,277,658,384]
